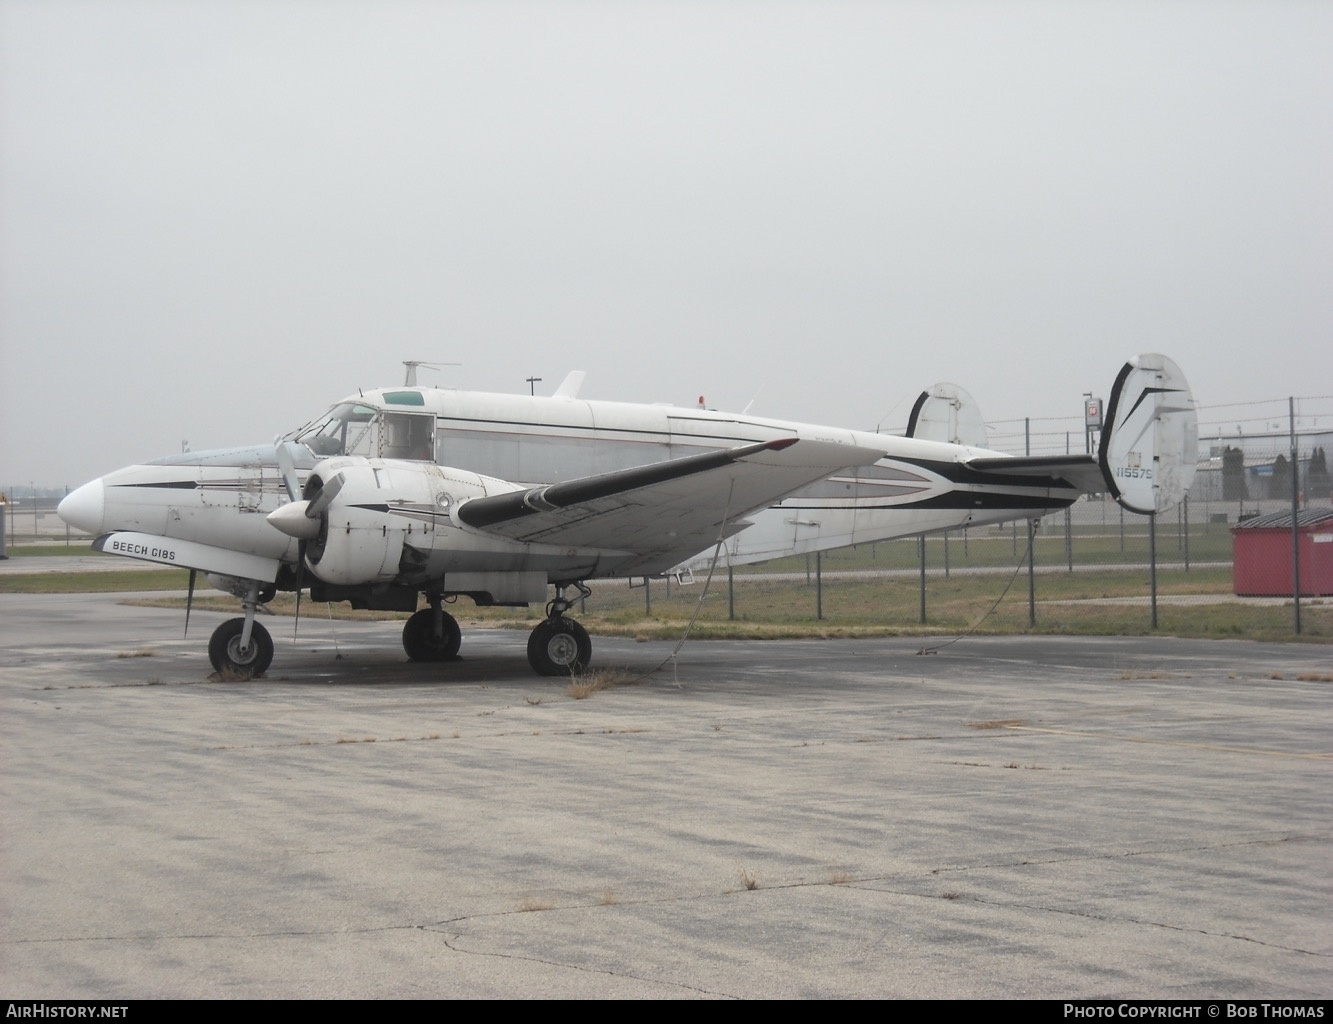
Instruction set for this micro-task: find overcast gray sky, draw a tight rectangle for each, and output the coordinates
[3,0,1330,489]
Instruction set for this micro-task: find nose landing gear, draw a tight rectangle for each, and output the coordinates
[208,580,274,678]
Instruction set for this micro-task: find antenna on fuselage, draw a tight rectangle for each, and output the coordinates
[740,384,764,415]
[403,361,461,386]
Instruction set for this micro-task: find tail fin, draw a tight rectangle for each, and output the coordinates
[1099,353,1198,514]
[905,383,989,448]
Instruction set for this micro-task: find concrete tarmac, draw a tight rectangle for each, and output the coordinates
[1,593,1329,999]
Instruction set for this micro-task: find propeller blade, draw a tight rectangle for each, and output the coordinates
[275,442,302,503]
[305,471,344,519]
[293,565,303,639]
[184,568,196,637]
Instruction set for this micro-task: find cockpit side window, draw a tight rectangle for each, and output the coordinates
[380,413,435,461]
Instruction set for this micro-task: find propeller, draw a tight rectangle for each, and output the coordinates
[273,443,313,633]
[265,468,343,539]
[184,568,196,637]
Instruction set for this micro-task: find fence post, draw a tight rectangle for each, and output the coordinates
[1064,507,1073,572]
[1027,518,1036,626]
[918,535,927,624]
[728,565,734,621]
[645,577,651,616]
[816,550,823,621]
[1183,494,1190,572]
[1290,397,1302,635]
[1149,512,1158,630]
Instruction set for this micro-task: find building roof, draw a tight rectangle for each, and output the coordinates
[1232,507,1333,531]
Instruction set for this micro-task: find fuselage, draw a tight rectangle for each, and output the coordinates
[60,386,1079,593]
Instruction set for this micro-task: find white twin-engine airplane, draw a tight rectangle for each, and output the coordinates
[58,354,1196,678]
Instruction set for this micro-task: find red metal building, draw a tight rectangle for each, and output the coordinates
[1231,508,1333,596]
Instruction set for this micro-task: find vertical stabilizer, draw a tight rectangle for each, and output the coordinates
[904,383,989,448]
[1099,354,1198,514]
[552,371,586,399]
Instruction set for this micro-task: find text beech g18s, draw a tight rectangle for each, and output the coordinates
[58,354,1197,678]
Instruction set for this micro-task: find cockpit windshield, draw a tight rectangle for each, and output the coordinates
[284,401,436,461]
[286,402,379,458]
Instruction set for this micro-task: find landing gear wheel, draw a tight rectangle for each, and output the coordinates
[208,618,274,679]
[402,608,462,662]
[526,617,592,676]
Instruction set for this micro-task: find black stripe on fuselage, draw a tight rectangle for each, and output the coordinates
[112,481,200,490]
[894,457,1081,491]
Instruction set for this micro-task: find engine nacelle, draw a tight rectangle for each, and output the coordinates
[293,456,512,586]
[302,460,415,586]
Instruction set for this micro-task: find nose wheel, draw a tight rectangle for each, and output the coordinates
[208,618,274,678]
[206,579,274,679]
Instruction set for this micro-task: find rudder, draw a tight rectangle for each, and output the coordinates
[1099,353,1198,514]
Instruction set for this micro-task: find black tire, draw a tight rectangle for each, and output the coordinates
[526,617,592,676]
[402,608,462,662]
[208,618,274,679]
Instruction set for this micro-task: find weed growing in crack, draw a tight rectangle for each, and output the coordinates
[568,668,639,700]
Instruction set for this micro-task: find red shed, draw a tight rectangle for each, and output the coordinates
[1231,508,1333,596]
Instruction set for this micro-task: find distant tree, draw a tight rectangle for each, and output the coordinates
[1271,453,1290,499]
[1308,447,1331,501]
[1222,446,1248,501]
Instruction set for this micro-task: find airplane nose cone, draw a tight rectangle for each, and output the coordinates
[58,479,106,535]
[266,500,320,540]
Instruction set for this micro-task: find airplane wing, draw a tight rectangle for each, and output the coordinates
[457,437,886,573]
[963,454,1105,494]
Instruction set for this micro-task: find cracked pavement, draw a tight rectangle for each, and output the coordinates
[1,594,1329,997]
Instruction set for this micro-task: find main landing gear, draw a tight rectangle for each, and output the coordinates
[402,596,462,662]
[208,580,274,679]
[526,583,592,676]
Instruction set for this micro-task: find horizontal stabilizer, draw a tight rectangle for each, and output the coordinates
[964,454,1105,494]
[970,353,1198,515]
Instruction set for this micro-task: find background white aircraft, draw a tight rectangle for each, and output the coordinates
[58,354,1196,678]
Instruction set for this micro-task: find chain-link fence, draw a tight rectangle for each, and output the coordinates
[579,396,1333,640]
[9,397,1331,640]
